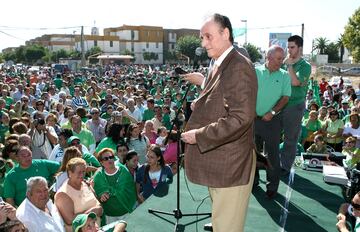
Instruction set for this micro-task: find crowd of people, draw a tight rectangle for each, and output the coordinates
[0,61,187,231]
[0,14,359,232]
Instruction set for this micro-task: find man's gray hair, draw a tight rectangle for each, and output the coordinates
[267,45,284,58]
[26,176,48,194]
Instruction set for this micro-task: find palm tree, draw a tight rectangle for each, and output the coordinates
[336,34,345,63]
[314,37,329,54]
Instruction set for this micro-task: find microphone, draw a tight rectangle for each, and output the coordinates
[193,47,204,70]
[175,67,188,75]
[195,47,204,57]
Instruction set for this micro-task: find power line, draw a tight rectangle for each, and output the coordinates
[249,24,302,31]
[0,30,25,41]
[0,25,89,31]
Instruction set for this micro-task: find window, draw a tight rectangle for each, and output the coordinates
[131,42,134,52]
[156,42,159,48]
[131,30,135,40]
[157,31,160,37]
[110,41,113,47]
[147,31,150,37]
[146,42,149,49]
[94,40,97,46]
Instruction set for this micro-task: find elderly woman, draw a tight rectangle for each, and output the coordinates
[55,157,103,231]
[324,110,344,152]
[136,145,173,204]
[93,148,136,224]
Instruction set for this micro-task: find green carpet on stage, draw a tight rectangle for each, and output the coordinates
[123,168,344,232]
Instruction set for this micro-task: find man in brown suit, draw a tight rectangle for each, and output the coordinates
[181,13,257,232]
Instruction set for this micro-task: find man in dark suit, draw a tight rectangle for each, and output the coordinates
[181,13,257,232]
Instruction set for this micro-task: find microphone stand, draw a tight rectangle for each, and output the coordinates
[148,75,211,232]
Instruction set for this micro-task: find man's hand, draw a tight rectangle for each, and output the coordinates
[183,73,205,86]
[181,129,197,144]
[262,112,273,122]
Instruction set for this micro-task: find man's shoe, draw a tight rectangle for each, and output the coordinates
[265,190,277,199]
[204,222,213,231]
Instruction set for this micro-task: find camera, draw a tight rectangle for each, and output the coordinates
[343,168,360,202]
[34,118,45,126]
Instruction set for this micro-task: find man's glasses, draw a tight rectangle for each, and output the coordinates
[102,155,115,161]
[71,141,80,146]
[351,201,360,210]
[91,111,99,115]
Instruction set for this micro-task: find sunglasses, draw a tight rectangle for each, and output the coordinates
[102,155,115,161]
[352,201,360,210]
[71,141,80,146]
[91,111,99,115]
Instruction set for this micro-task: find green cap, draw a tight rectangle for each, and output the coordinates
[67,136,80,145]
[72,212,97,232]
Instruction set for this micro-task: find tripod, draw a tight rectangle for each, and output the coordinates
[148,76,211,232]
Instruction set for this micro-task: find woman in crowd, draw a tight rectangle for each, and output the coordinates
[126,123,149,164]
[93,148,136,224]
[342,136,360,169]
[324,110,344,151]
[306,134,328,154]
[163,130,179,174]
[302,110,323,149]
[343,113,360,148]
[55,157,103,231]
[142,120,157,144]
[124,150,139,179]
[54,146,82,192]
[136,145,173,204]
[96,123,125,154]
[46,113,61,136]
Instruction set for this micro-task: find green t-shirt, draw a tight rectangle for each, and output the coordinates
[303,119,322,132]
[95,137,118,154]
[3,159,60,206]
[255,65,291,116]
[286,58,312,107]
[93,163,136,216]
[142,109,155,121]
[73,129,96,150]
[53,78,63,90]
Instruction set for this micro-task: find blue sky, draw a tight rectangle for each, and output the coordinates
[0,0,358,54]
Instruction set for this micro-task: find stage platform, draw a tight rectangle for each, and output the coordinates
[122,167,344,232]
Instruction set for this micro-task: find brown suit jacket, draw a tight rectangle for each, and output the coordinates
[184,48,258,188]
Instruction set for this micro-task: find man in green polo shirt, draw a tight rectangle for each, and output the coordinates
[3,146,60,206]
[280,35,312,174]
[254,45,291,199]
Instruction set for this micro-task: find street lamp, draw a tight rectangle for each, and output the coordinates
[241,19,247,45]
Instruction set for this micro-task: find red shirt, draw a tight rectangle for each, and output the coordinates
[319,81,328,94]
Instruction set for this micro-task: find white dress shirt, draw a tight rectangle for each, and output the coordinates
[16,198,65,232]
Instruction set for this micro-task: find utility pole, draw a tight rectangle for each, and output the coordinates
[241,20,248,45]
[301,23,304,55]
[81,26,86,67]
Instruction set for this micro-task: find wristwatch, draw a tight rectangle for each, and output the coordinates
[271,110,276,116]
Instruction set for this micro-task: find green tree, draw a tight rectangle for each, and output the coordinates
[143,52,159,61]
[314,37,329,54]
[24,45,46,64]
[324,42,340,63]
[343,7,360,62]
[85,46,102,59]
[2,50,17,63]
[69,50,81,59]
[243,43,262,62]
[176,35,202,62]
[336,35,345,63]
[15,46,26,63]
